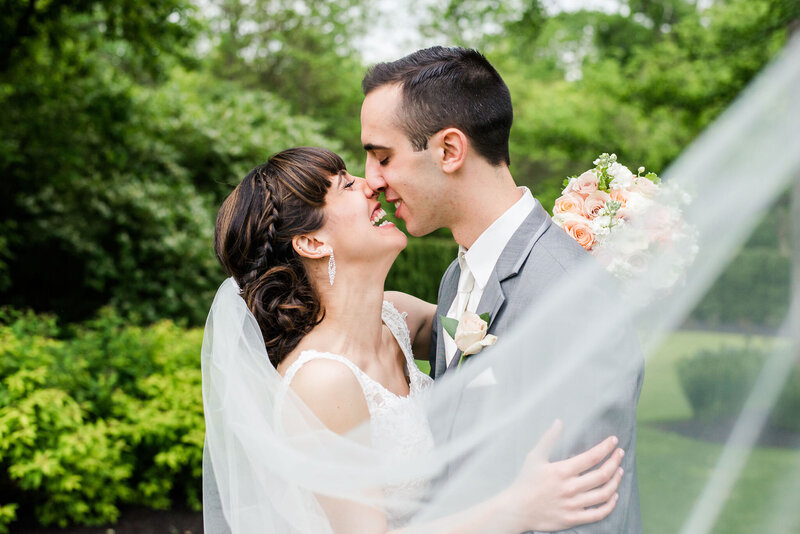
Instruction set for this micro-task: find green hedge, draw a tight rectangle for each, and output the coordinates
[386,237,459,304]
[0,309,204,532]
[690,247,790,330]
[677,345,800,433]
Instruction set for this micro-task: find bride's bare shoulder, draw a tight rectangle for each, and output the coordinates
[286,355,370,435]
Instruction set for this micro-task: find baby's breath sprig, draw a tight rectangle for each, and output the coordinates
[636,164,661,184]
[593,153,616,192]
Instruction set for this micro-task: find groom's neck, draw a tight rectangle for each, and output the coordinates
[448,165,522,249]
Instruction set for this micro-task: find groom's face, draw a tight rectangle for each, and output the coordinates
[361,84,448,237]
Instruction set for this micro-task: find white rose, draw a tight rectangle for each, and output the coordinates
[622,191,654,214]
[454,311,498,356]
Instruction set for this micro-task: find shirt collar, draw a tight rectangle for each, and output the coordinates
[461,187,536,290]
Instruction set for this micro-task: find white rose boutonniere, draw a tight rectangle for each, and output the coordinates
[441,311,498,368]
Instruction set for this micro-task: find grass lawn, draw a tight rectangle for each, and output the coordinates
[638,425,800,533]
[637,330,800,533]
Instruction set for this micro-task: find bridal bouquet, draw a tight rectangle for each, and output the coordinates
[552,153,697,291]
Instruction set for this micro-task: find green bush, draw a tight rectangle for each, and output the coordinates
[677,345,800,433]
[386,237,459,304]
[690,247,790,329]
[0,308,204,531]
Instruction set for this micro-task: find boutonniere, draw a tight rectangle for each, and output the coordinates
[441,311,498,368]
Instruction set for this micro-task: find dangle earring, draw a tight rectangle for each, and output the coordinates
[328,249,336,286]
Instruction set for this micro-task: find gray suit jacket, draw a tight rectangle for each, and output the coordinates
[428,200,643,533]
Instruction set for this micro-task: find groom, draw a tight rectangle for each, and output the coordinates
[361,46,643,532]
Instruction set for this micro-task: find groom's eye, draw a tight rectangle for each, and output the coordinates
[379,157,390,166]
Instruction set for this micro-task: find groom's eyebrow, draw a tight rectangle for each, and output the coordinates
[363,143,389,152]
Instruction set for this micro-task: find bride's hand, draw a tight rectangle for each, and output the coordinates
[503,420,624,532]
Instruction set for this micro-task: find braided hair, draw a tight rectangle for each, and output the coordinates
[214,147,346,366]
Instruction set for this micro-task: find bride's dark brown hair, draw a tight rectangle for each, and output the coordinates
[214,147,346,366]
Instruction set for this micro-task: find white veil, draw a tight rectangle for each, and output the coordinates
[202,34,800,533]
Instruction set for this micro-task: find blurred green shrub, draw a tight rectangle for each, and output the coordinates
[689,248,790,329]
[385,238,459,304]
[677,345,800,433]
[0,308,204,531]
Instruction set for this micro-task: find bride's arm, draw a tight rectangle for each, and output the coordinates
[388,421,623,534]
[384,291,436,358]
[288,359,388,532]
[292,363,624,534]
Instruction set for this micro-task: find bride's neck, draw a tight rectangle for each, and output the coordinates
[310,269,386,361]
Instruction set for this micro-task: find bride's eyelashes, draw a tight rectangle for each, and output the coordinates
[343,180,356,189]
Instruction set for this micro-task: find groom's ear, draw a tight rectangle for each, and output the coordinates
[292,235,330,260]
[433,128,467,174]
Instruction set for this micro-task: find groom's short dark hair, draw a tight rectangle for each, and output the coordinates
[362,46,512,166]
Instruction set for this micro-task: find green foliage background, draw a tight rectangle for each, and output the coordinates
[0,0,797,529]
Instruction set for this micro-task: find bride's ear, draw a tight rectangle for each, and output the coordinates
[292,234,331,260]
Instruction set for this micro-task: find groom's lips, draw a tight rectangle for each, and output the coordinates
[387,197,403,220]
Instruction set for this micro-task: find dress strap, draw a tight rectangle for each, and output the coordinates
[381,301,413,363]
[282,351,369,389]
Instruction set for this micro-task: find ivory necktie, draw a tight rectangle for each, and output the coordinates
[454,250,475,320]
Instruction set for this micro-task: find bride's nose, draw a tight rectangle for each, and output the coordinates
[359,178,377,199]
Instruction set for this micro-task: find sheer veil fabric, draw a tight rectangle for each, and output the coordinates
[202,35,800,533]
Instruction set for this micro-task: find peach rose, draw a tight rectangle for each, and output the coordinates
[553,192,586,215]
[631,177,660,197]
[571,170,599,196]
[583,191,611,218]
[616,207,631,220]
[610,189,628,205]
[644,205,677,243]
[562,216,595,251]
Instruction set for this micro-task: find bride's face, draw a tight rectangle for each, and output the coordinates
[320,172,407,269]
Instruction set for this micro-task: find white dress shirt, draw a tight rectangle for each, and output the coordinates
[444,187,536,366]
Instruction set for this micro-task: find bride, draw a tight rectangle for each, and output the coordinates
[204,146,625,533]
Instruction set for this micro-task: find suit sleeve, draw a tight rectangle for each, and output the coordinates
[542,316,644,534]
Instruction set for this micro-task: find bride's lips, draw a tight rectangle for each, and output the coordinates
[369,202,395,228]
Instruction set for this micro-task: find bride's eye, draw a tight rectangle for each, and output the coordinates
[344,180,356,189]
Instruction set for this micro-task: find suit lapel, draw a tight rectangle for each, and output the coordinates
[434,263,460,378]
[445,201,552,372]
[439,201,554,446]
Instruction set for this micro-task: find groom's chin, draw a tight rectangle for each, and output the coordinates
[404,223,429,238]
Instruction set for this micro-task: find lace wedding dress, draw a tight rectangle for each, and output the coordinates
[278,301,435,528]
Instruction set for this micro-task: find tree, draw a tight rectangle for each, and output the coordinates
[423,0,796,207]
[203,0,371,155]
[0,0,342,324]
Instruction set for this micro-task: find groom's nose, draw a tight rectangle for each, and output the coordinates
[364,156,387,192]
[365,174,386,194]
